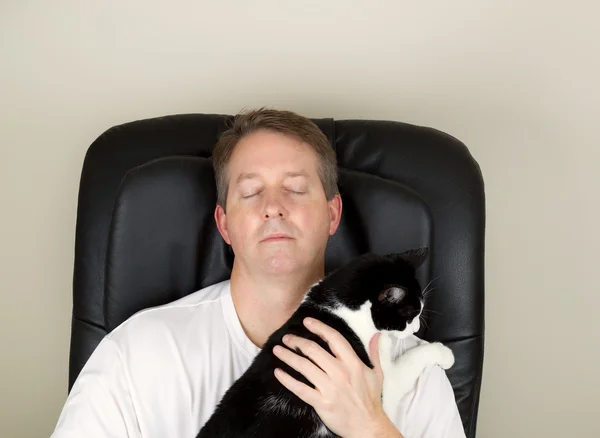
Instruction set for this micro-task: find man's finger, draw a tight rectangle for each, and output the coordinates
[302,317,359,364]
[369,332,384,383]
[273,344,330,389]
[280,334,340,377]
[274,368,321,408]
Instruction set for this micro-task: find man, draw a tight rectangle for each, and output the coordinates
[51,108,465,437]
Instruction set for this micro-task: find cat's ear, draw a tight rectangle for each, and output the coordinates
[398,247,429,269]
[378,286,407,304]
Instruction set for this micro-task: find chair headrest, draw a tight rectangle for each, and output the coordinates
[105,156,432,332]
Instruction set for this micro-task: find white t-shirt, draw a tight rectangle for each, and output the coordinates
[51,280,466,438]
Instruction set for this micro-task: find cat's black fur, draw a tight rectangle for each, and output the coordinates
[196,249,428,438]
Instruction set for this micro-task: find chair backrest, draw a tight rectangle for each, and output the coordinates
[70,113,485,437]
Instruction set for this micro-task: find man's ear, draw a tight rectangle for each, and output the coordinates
[328,193,343,236]
[398,247,429,269]
[214,204,231,245]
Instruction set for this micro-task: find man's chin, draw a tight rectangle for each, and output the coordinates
[264,256,298,273]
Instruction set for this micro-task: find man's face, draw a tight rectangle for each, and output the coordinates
[214,130,342,277]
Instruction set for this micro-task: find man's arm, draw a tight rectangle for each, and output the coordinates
[50,337,141,438]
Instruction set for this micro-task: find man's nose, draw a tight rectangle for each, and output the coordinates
[262,192,287,219]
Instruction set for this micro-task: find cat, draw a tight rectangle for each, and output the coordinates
[196,249,455,438]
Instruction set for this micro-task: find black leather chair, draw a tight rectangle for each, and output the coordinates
[69,113,485,437]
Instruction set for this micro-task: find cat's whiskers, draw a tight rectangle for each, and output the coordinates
[422,277,435,291]
[421,276,441,302]
[422,288,435,301]
[422,276,439,293]
[422,286,438,301]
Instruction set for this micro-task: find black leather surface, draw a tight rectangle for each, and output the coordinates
[70,114,485,437]
[104,158,432,332]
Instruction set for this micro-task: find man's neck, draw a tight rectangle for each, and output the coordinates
[229,263,323,349]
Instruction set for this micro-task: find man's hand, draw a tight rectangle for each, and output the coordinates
[272,317,403,438]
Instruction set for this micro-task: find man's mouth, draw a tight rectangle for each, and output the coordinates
[261,233,293,242]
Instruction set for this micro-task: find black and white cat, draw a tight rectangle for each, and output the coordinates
[196,249,454,438]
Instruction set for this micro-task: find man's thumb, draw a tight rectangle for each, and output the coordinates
[369,332,384,382]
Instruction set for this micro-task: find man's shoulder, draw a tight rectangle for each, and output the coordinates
[107,279,231,341]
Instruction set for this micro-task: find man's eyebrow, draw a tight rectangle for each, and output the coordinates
[235,172,259,184]
[284,171,309,179]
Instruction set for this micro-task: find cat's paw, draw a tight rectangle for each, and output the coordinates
[427,342,455,369]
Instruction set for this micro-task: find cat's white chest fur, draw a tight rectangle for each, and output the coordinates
[331,302,455,418]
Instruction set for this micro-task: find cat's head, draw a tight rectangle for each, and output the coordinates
[308,248,430,338]
[346,248,429,338]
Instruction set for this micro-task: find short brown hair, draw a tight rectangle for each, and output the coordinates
[212,107,339,209]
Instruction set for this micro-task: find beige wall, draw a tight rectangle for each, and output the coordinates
[1,1,598,437]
